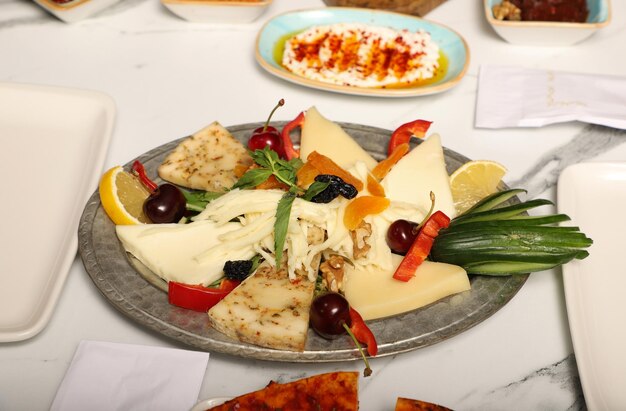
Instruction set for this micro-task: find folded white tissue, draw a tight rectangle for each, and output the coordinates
[50,340,210,411]
[476,65,626,130]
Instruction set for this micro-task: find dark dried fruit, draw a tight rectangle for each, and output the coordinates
[337,183,357,199]
[223,260,253,281]
[310,175,358,204]
[311,183,340,203]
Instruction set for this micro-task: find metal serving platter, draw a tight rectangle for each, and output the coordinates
[78,121,527,362]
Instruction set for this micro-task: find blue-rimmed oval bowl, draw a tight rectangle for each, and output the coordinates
[255,7,470,98]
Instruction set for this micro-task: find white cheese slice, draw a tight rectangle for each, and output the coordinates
[208,262,316,352]
[344,254,470,321]
[116,220,256,286]
[300,107,378,170]
[381,133,456,218]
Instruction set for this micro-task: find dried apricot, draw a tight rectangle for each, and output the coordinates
[343,196,390,230]
[256,175,289,190]
[366,173,385,197]
[371,143,409,180]
[296,161,320,188]
[307,151,363,192]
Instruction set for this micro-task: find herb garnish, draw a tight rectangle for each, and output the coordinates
[274,191,296,265]
[182,189,224,213]
[231,147,328,267]
[233,147,303,191]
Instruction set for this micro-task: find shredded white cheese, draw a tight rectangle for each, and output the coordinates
[190,167,425,282]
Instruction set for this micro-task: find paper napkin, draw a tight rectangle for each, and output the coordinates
[50,340,209,411]
[475,65,626,130]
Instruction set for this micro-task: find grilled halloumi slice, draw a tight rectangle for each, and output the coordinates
[208,262,316,351]
[158,122,252,192]
[208,226,325,351]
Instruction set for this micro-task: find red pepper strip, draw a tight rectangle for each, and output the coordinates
[393,211,451,282]
[280,112,303,160]
[349,307,378,356]
[387,119,432,156]
[132,160,158,192]
[168,279,240,312]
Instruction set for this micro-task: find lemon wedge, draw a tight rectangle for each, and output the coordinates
[449,160,507,215]
[99,166,151,225]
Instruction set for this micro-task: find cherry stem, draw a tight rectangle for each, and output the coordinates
[263,98,285,132]
[414,191,436,233]
[342,323,372,377]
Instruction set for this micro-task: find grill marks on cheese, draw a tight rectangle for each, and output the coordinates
[158,122,252,192]
[208,227,325,351]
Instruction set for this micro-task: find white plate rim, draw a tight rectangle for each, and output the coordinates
[558,161,626,410]
[0,82,115,342]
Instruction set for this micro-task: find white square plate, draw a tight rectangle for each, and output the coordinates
[558,162,626,410]
[0,82,115,342]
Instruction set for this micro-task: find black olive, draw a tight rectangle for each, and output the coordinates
[223,260,253,281]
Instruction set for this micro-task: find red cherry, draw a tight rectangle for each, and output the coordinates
[248,131,285,157]
[248,99,286,158]
[386,219,419,254]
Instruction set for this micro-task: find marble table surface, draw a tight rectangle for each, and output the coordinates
[1,0,625,410]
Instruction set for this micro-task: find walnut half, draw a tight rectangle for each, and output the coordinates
[349,221,372,260]
[320,255,346,293]
[493,0,521,21]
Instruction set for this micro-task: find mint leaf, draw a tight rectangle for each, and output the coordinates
[302,181,330,201]
[274,192,296,265]
[182,189,223,212]
[232,168,272,190]
[250,147,276,169]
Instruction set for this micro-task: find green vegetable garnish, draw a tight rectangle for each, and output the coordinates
[430,189,593,275]
[233,147,303,191]
[182,189,223,212]
[274,191,296,265]
[232,147,340,268]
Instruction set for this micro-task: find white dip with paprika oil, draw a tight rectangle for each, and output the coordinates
[282,23,441,88]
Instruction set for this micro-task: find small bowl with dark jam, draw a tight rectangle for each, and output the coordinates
[484,0,611,46]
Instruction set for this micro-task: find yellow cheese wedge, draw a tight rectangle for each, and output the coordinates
[116,220,256,286]
[344,254,470,321]
[381,134,456,218]
[300,107,378,170]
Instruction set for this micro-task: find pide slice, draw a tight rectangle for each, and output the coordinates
[207,372,359,411]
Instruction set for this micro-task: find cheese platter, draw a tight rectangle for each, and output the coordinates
[77,119,530,362]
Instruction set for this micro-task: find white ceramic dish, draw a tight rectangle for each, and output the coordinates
[484,0,611,46]
[558,162,626,410]
[161,0,272,24]
[34,0,121,23]
[0,82,115,342]
[190,397,232,411]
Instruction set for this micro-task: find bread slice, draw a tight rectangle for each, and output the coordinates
[395,397,452,411]
[208,372,359,411]
[158,122,252,192]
